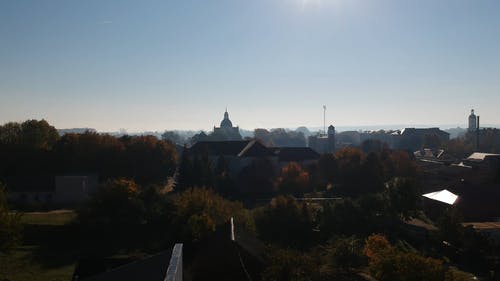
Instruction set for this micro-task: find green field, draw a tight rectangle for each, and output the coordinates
[0,210,78,281]
[20,210,77,225]
[0,246,76,281]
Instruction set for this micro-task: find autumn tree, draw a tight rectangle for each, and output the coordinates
[364,234,446,281]
[262,247,318,281]
[171,188,252,241]
[277,162,311,196]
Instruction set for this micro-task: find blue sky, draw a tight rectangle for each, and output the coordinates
[1,0,499,131]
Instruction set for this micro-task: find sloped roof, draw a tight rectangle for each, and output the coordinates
[422,189,458,205]
[238,140,275,157]
[272,147,320,162]
[189,141,251,156]
[190,140,275,158]
[82,250,172,281]
[466,152,500,161]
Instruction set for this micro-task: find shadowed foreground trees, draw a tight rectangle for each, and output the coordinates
[254,195,313,248]
[0,183,22,252]
[0,120,178,186]
[77,179,145,229]
[365,234,448,281]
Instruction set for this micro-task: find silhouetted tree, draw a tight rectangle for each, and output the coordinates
[77,178,145,229]
[255,195,313,247]
[385,177,421,219]
[277,162,311,196]
[237,157,276,196]
[0,182,22,253]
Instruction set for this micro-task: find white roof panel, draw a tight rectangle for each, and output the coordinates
[422,189,458,205]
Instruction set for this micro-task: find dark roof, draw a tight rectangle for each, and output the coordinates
[81,250,172,281]
[272,147,320,162]
[4,175,55,192]
[190,140,251,156]
[401,128,450,136]
[190,140,275,158]
[238,140,275,157]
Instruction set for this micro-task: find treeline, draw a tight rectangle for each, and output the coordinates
[176,144,418,200]
[162,127,307,146]
[0,120,178,185]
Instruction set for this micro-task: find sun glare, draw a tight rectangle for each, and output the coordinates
[300,0,323,7]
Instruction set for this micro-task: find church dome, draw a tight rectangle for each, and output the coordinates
[220,111,233,128]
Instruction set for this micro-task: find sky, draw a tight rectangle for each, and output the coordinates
[1,0,499,132]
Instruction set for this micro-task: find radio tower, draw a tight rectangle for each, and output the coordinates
[323,105,326,136]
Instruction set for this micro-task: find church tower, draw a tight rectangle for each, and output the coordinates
[213,109,242,141]
[468,109,477,132]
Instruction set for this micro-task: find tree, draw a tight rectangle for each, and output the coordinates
[364,234,445,281]
[172,188,251,241]
[254,195,313,247]
[277,162,311,196]
[318,198,367,237]
[335,147,365,195]
[20,119,59,150]
[385,177,421,219]
[0,183,22,252]
[262,247,317,281]
[161,130,184,145]
[237,157,276,196]
[361,152,385,194]
[77,178,145,228]
[0,122,22,146]
[325,236,364,272]
[316,153,338,187]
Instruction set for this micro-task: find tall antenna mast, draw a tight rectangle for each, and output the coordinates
[323,105,326,135]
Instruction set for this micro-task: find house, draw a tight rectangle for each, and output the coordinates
[269,147,320,168]
[188,140,277,176]
[396,128,450,151]
[6,174,98,207]
[463,152,500,169]
[308,125,335,153]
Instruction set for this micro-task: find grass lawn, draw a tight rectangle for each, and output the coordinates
[1,210,78,281]
[0,246,76,281]
[20,210,77,225]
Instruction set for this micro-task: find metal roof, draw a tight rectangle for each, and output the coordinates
[422,189,458,205]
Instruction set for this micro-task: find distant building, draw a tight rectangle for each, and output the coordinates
[468,109,478,132]
[463,152,500,169]
[396,128,450,151]
[188,140,277,176]
[7,174,98,206]
[269,147,320,168]
[308,125,335,153]
[212,110,242,141]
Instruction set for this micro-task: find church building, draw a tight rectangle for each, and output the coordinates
[212,110,242,141]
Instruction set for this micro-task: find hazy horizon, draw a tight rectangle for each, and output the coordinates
[55,122,500,135]
[1,0,499,131]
